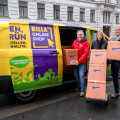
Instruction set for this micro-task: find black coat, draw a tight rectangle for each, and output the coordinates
[91,39,108,49]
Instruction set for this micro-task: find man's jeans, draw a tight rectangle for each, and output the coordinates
[73,64,86,91]
[111,60,120,93]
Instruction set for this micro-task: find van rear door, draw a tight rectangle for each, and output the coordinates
[29,23,63,87]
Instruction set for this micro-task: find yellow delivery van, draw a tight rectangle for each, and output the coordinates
[0,22,110,103]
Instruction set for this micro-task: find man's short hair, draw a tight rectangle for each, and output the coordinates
[77,30,84,35]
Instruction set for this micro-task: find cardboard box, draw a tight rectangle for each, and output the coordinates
[88,64,106,82]
[90,50,107,65]
[86,81,106,100]
[63,49,78,65]
[107,41,120,60]
[61,46,71,49]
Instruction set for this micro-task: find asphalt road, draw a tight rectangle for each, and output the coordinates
[0,81,119,120]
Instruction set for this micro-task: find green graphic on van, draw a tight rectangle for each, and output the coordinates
[10,66,62,92]
[10,56,32,68]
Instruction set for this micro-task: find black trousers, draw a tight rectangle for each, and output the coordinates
[111,61,120,93]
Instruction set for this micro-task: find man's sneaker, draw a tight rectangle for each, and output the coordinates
[80,91,85,97]
[111,93,120,98]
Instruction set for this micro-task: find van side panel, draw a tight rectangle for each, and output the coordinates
[9,22,62,93]
[0,24,12,93]
[9,22,34,92]
[0,24,10,76]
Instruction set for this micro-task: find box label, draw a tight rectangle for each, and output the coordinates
[70,60,75,64]
[93,69,101,72]
[112,47,120,50]
[92,86,100,89]
[95,54,102,57]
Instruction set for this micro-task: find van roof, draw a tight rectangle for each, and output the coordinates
[0,22,109,39]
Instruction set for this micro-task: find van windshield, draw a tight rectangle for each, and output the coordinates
[59,26,87,46]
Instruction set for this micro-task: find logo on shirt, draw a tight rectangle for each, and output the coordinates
[80,44,83,47]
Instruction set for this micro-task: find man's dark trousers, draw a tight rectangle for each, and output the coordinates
[111,60,120,93]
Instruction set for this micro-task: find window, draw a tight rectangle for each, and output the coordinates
[90,10,95,22]
[117,0,120,4]
[116,13,119,24]
[19,1,28,18]
[68,7,73,20]
[105,0,111,3]
[90,30,97,42]
[0,0,8,17]
[103,11,110,23]
[37,3,45,19]
[54,5,60,19]
[80,8,85,21]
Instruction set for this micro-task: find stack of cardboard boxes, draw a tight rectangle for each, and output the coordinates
[86,50,107,100]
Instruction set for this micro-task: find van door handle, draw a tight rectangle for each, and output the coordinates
[49,52,59,54]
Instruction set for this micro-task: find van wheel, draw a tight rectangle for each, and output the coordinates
[15,90,36,103]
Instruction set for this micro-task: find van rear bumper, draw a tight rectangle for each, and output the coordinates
[0,76,13,93]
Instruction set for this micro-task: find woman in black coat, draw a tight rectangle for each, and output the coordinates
[91,31,108,49]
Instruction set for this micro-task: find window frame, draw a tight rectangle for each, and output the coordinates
[80,8,85,21]
[105,0,111,3]
[0,0,8,17]
[117,0,120,4]
[103,11,111,24]
[67,7,73,21]
[37,3,45,19]
[54,5,60,20]
[116,13,119,24]
[19,1,28,18]
[90,10,95,22]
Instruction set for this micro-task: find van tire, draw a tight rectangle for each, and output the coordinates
[15,90,36,103]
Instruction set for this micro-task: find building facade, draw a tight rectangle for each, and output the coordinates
[0,0,120,37]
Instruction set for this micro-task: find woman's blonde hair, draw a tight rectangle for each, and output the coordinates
[96,31,105,40]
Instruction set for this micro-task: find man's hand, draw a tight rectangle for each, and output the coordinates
[76,61,79,65]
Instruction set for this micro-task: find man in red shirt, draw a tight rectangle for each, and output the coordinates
[71,30,90,97]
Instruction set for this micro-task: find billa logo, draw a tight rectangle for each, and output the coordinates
[112,47,120,50]
[70,55,76,58]
[95,54,102,57]
[31,26,55,48]
[92,86,100,89]
[93,69,101,72]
